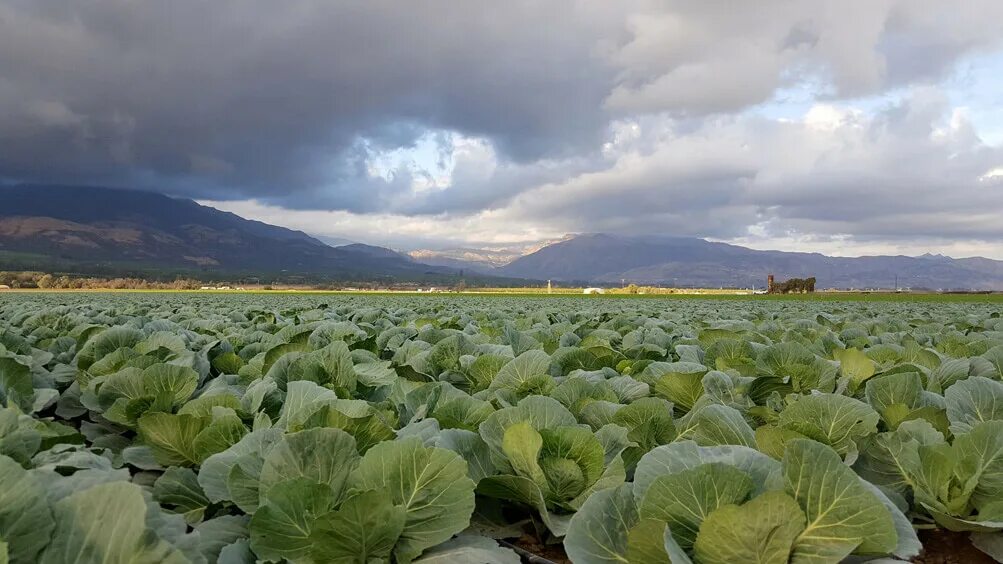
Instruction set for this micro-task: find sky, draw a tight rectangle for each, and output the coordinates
[2,1,1003,258]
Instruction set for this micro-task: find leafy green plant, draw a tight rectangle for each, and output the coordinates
[566,439,920,563]
[0,293,1001,562]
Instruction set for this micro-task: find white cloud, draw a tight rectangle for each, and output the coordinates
[199,199,566,251]
[211,87,1003,259]
[981,167,1003,181]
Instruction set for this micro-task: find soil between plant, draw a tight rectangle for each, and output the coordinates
[508,529,995,564]
[510,534,571,563]
[913,529,995,564]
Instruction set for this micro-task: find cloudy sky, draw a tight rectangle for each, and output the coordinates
[2,1,1003,257]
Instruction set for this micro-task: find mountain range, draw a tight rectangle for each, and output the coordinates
[492,233,1003,290]
[0,185,472,283]
[2,185,1002,290]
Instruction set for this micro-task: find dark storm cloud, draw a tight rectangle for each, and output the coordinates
[1,0,1002,226]
[0,0,620,209]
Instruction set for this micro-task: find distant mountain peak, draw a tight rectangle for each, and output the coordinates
[498,232,1003,290]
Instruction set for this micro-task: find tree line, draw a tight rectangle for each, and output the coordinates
[769,276,817,294]
[0,271,202,290]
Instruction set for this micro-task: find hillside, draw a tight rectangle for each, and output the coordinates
[0,185,460,282]
[498,233,1003,290]
[7,187,999,290]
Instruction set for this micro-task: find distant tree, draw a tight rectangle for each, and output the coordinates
[36,274,55,289]
[171,278,200,290]
[769,276,816,294]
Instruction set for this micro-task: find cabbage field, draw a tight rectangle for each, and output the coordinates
[0,292,1002,563]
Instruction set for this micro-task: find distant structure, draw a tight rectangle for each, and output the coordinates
[583,287,605,294]
[768,276,817,294]
[767,274,775,293]
[547,280,552,294]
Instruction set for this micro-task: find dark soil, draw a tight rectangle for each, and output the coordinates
[507,534,571,564]
[912,529,994,564]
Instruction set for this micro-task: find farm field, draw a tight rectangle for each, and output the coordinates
[0,292,1001,563]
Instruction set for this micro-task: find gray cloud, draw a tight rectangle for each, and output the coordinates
[210,88,1003,256]
[605,1,1003,114]
[0,0,620,208]
[487,91,1003,246]
[2,0,1003,256]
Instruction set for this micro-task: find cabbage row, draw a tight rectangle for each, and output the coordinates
[0,294,1001,563]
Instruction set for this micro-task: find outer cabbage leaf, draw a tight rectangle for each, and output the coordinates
[565,484,681,564]
[258,427,359,501]
[478,395,577,464]
[488,350,555,400]
[412,534,520,564]
[677,404,756,448]
[0,454,54,562]
[778,394,879,460]
[757,342,836,393]
[198,429,283,504]
[309,489,406,564]
[249,478,333,562]
[834,347,876,390]
[153,467,211,524]
[634,441,781,503]
[347,437,476,562]
[642,362,708,413]
[137,413,209,467]
[946,377,1003,435]
[784,439,897,562]
[40,482,186,564]
[638,462,754,549]
[693,491,806,564]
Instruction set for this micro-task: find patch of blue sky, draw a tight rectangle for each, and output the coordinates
[749,75,902,123]
[364,130,456,189]
[748,49,1003,146]
[943,50,1003,145]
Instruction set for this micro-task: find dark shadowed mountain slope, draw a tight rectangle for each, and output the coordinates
[498,233,1003,290]
[0,185,459,281]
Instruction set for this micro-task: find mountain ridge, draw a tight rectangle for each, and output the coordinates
[4,185,1000,289]
[0,185,464,282]
[495,233,1003,290]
